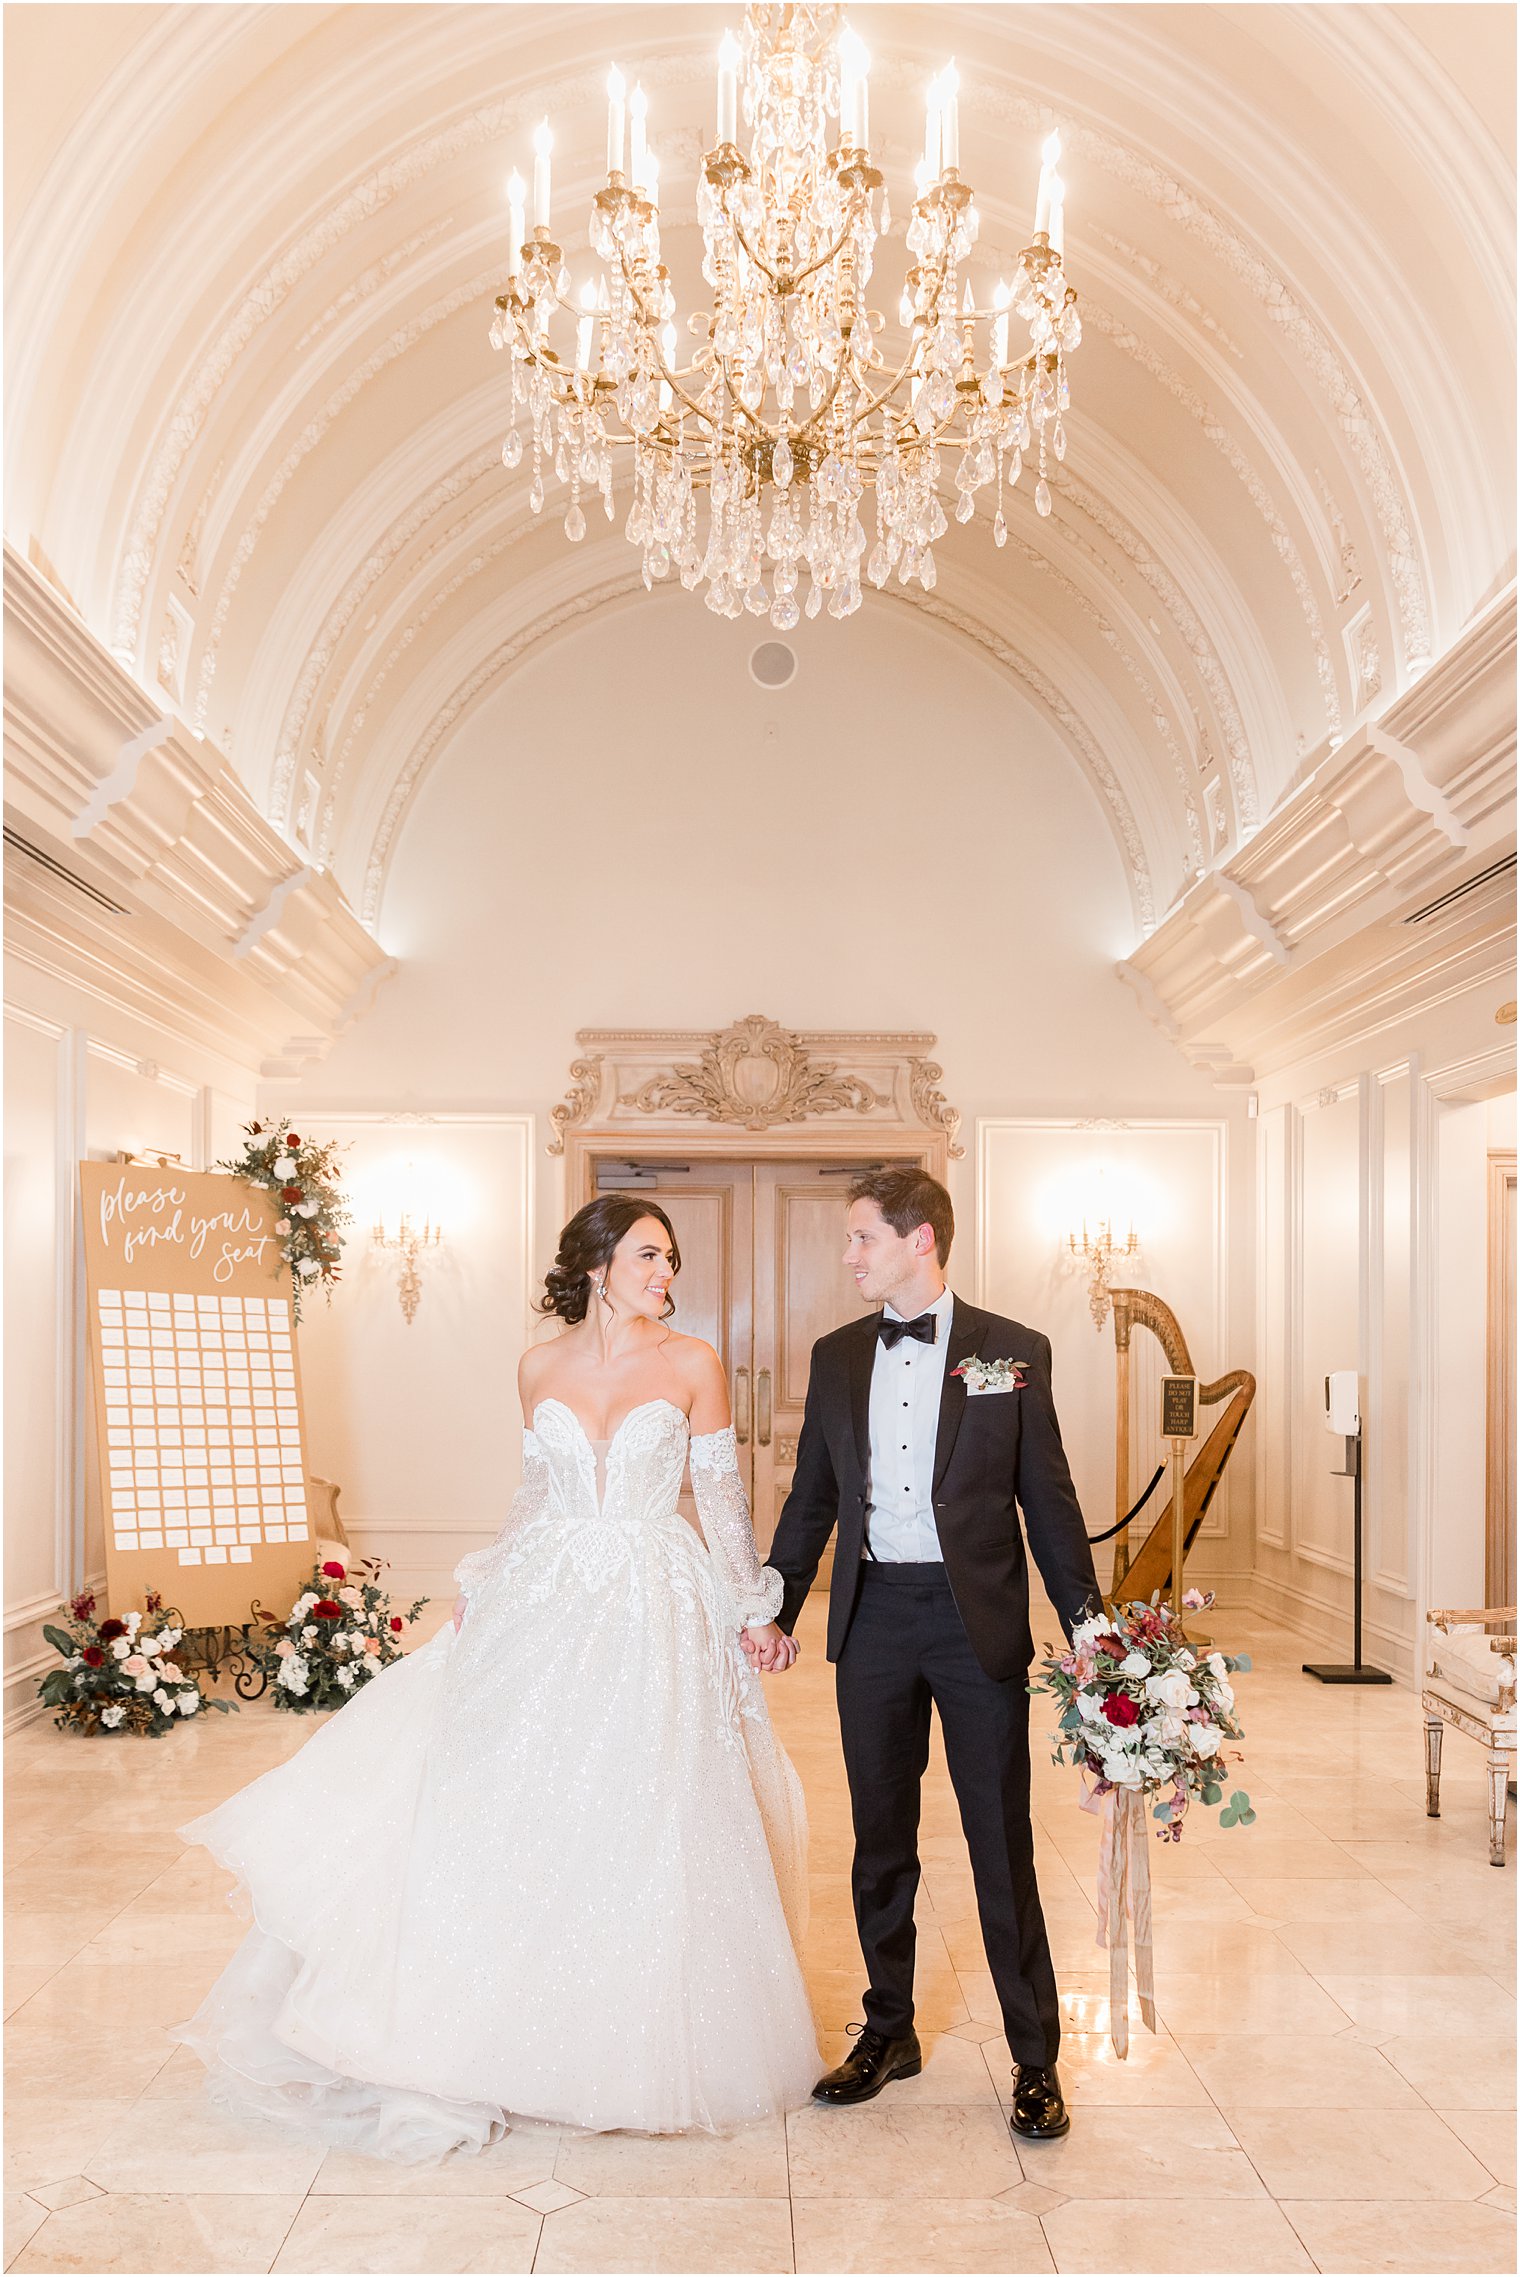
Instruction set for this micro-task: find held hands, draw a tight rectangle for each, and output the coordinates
[740,1621,799,1674]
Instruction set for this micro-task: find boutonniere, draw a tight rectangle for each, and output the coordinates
[954,1356,1029,1392]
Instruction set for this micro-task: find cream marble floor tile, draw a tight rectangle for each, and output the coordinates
[1372,2032,1517,2113]
[1231,1878,1423,1925]
[1175,2032,1423,2111]
[787,2101,1020,2199]
[3,1964,62,2019]
[1041,2196,1315,2273]
[1229,2107,1497,2200]
[9,2191,303,2275]
[1276,1918,1501,1977]
[1316,1973,1516,2041]
[1280,2197,1520,2273]
[553,2117,787,2197]
[82,2089,327,2196]
[9,1958,224,2035]
[78,1908,245,1964]
[1148,1920,1311,1977]
[532,2194,793,2273]
[1019,2108,1265,2200]
[309,2127,562,2197]
[2,2194,47,2270]
[1034,2030,1210,2108]
[791,2195,1054,2273]
[1134,1971,1353,2037]
[1057,1983,1174,2043]
[1213,1837,1372,1880]
[270,2193,542,2273]
[1337,1842,1514,1886]
[3,2100,138,2196]
[1438,2109,1519,2187]
[4,2019,175,2104]
[0,1918,97,1972]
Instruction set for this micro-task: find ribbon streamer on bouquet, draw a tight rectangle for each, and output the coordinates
[1081,1782,1157,2059]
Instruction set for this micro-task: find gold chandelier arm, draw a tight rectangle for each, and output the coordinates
[779,197,871,295]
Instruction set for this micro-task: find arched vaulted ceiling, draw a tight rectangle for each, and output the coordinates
[6,2,1514,942]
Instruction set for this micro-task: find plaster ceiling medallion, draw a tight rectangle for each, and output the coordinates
[491,3,1081,625]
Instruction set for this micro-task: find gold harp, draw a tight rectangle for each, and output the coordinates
[1107,1288,1255,1607]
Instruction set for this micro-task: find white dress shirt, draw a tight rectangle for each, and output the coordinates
[864,1285,956,1562]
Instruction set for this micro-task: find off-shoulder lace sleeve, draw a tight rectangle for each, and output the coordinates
[453,1432,552,1609]
[689,1426,784,1628]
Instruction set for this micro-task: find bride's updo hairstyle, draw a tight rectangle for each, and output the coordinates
[538,1194,682,1324]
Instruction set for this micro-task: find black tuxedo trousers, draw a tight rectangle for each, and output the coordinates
[840,1562,1060,2066]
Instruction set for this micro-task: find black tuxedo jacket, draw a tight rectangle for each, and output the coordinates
[767,1297,1101,1683]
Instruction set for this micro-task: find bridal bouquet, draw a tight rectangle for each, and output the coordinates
[250,1557,429,1712]
[1033,1591,1252,2055]
[216,1117,351,1319]
[37,1589,235,1736]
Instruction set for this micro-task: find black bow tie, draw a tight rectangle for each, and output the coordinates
[879,1313,938,1349]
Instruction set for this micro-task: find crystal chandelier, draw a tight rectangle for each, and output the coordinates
[490,3,1081,626]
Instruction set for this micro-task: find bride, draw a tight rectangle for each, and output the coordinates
[171,1194,821,2161]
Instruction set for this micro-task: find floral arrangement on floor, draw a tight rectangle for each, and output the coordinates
[1032,1588,1253,2057]
[250,1557,429,1711]
[37,1589,237,1735]
[216,1117,352,1319]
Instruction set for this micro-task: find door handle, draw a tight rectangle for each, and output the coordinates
[734,1365,751,1445]
[757,1368,772,1447]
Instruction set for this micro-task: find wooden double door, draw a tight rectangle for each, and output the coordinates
[587,1157,871,1548]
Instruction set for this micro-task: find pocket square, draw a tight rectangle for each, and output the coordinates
[965,1382,1015,1397]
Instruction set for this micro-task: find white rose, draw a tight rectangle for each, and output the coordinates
[134,1670,157,1693]
[277,1654,310,1695]
[1076,1689,1108,1721]
[295,1200,320,1219]
[302,1625,317,1645]
[110,1637,133,1660]
[65,1653,83,1669]
[160,1627,181,1649]
[336,1665,357,1689]
[293,1593,316,1616]
[1120,1651,1150,1678]
[125,1612,141,1634]
[1104,1753,1143,1788]
[1176,1649,1197,1672]
[141,1633,162,1656]
[1188,1720,1224,1758]
[330,1633,349,1654]
[274,1156,297,1179]
[297,1257,321,1277]
[1071,1614,1108,1651]
[338,1587,362,1608]
[276,1218,292,1235]
[100,1704,126,1729]
[177,1691,199,1715]
[153,1687,174,1712]
[1144,1669,1197,1713]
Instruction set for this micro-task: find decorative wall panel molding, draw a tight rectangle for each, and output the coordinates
[550,1014,964,1166]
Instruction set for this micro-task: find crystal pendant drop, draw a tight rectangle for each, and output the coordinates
[805,581,824,617]
[529,471,545,514]
[993,510,1008,548]
[955,491,975,524]
[772,434,794,488]
[1035,479,1052,516]
[1053,419,1067,461]
[771,595,800,630]
[502,429,523,469]
[1007,449,1023,487]
[564,501,586,542]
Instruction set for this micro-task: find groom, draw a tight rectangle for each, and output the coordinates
[761,1167,1100,2142]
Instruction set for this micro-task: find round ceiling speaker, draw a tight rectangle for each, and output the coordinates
[749,640,798,689]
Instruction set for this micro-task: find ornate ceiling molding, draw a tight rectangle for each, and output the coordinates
[548,1013,964,1160]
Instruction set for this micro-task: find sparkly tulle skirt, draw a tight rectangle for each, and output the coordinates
[173,1498,819,2163]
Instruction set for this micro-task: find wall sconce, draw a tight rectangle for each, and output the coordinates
[372,1207,441,1325]
[1068,1175,1141,1330]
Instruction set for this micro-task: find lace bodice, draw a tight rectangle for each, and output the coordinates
[454,1397,783,1629]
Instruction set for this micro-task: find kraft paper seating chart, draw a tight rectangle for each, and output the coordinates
[80,1163,319,1628]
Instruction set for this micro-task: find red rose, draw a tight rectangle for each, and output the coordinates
[311,1600,343,1620]
[1101,1693,1139,1727]
[281,1184,302,1201]
[321,1561,346,1580]
[286,1133,300,1146]
[98,1617,127,1643]
[389,1617,403,1633]
[82,1646,105,1668]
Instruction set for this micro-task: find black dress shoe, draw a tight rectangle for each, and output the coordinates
[813,2024,923,2105]
[1009,2062,1070,2139]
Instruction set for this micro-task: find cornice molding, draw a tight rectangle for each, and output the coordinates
[1119,591,1516,1082]
[3,545,395,1076]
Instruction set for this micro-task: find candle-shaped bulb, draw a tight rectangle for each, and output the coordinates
[645,149,660,203]
[606,64,626,174]
[629,81,648,186]
[531,118,553,231]
[660,318,677,368]
[839,27,870,147]
[913,153,931,199]
[924,71,943,178]
[1047,173,1065,256]
[576,278,597,369]
[992,276,1010,364]
[1042,130,1062,167]
[506,168,526,277]
[940,60,960,170]
[717,30,741,145]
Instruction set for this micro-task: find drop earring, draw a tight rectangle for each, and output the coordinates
[595,1279,607,1298]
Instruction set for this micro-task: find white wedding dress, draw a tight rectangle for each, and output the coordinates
[172,1400,820,2161]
